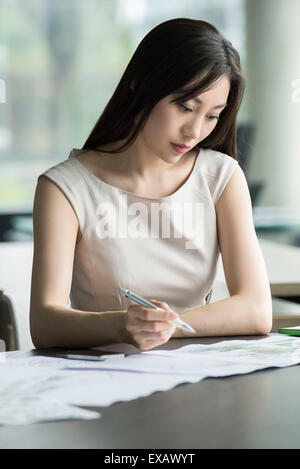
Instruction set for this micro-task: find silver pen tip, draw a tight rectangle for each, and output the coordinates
[182,324,196,334]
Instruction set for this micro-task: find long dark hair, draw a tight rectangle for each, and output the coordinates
[82,18,245,161]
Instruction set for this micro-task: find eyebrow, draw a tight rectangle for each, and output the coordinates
[193,97,227,109]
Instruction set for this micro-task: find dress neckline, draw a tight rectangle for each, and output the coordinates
[70,147,202,201]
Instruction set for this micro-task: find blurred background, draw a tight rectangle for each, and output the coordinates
[0,0,300,350]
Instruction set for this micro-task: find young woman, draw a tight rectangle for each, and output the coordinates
[30,18,272,350]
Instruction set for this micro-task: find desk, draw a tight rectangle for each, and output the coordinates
[1,334,300,449]
[216,237,300,298]
[259,239,300,297]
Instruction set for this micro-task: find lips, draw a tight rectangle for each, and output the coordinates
[170,143,190,154]
[172,142,190,150]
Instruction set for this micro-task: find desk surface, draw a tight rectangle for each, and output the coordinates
[1,334,300,449]
[259,239,300,296]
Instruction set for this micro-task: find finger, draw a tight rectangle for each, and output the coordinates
[139,340,162,351]
[139,326,176,350]
[127,304,153,321]
[141,307,178,322]
[127,301,178,322]
[149,300,180,319]
[134,317,176,333]
[149,299,174,311]
[134,329,171,347]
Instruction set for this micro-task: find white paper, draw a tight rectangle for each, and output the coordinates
[0,365,101,426]
[64,335,300,376]
[39,370,201,407]
[4,352,98,369]
[2,335,300,425]
[0,394,100,426]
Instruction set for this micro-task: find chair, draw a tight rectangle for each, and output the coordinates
[237,123,265,206]
[0,291,19,351]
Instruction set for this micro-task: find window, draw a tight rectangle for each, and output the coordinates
[0,0,245,240]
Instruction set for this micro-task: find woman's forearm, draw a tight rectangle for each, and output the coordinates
[30,294,273,348]
[172,294,272,339]
[30,304,130,349]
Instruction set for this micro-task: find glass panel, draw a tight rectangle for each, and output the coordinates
[0,0,245,240]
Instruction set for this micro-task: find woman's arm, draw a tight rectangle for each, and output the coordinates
[30,176,129,349]
[172,165,272,338]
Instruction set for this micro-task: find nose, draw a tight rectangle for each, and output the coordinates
[182,115,204,141]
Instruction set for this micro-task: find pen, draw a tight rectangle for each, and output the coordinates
[119,287,196,334]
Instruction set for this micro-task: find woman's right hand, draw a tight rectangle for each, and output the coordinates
[124,299,179,350]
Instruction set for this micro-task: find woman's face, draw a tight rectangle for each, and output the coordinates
[140,74,231,161]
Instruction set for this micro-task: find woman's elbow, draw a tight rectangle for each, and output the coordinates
[30,325,50,349]
[254,299,273,335]
[30,310,53,349]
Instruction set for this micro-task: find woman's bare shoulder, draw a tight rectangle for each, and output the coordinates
[36,174,83,244]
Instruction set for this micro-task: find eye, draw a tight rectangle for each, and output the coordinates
[178,104,193,113]
[178,104,219,119]
[177,103,220,121]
